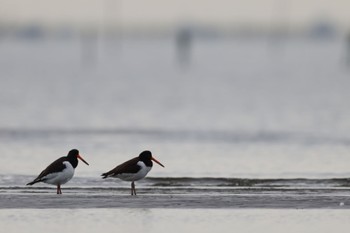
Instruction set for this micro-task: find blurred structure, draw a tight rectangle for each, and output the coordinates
[347,32,350,66]
[0,0,350,69]
[175,26,192,68]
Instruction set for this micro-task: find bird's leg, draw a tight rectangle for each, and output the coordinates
[57,184,62,194]
[131,181,137,196]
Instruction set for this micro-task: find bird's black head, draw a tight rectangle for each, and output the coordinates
[68,149,79,157]
[138,150,164,168]
[139,151,153,166]
[66,149,79,168]
[66,149,89,168]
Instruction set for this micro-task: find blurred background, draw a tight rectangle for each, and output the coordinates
[1,0,350,178]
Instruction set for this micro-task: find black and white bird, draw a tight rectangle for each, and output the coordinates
[101,150,164,195]
[26,149,89,194]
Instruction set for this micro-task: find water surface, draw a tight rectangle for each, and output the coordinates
[1,34,350,232]
[1,209,350,233]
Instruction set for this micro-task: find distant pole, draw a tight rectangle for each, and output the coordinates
[103,0,123,57]
[175,26,192,68]
[346,31,350,66]
[270,0,290,53]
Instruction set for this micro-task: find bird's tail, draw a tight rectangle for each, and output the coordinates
[26,179,40,186]
[101,173,109,179]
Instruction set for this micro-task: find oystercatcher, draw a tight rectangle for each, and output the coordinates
[101,150,164,195]
[26,149,89,194]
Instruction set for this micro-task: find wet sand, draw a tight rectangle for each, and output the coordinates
[1,186,350,209]
[1,208,350,233]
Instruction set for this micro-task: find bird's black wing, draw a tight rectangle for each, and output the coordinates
[101,157,141,178]
[27,157,67,185]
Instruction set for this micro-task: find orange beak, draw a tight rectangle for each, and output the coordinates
[77,154,89,166]
[151,157,164,167]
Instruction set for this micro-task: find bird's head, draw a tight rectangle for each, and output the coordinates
[139,150,164,167]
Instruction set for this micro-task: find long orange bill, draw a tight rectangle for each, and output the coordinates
[151,157,164,167]
[77,154,89,166]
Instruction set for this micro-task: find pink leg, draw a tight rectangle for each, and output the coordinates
[131,182,137,195]
[57,184,62,194]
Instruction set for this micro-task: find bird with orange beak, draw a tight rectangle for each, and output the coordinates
[101,150,164,195]
[27,149,89,194]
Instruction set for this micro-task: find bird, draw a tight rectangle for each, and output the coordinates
[101,150,164,195]
[26,149,89,194]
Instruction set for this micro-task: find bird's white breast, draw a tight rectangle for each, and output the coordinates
[43,161,75,185]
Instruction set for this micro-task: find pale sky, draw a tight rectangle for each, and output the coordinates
[0,0,349,30]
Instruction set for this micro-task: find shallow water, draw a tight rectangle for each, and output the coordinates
[1,209,350,233]
[1,175,350,209]
[1,37,350,178]
[1,128,350,178]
